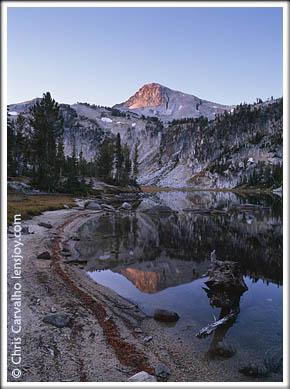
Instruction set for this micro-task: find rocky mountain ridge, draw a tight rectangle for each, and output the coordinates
[8,85,282,189]
[114,83,233,121]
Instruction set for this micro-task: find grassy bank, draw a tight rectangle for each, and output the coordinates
[7,193,76,225]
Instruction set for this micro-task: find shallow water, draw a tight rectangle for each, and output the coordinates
[76,191,283,381]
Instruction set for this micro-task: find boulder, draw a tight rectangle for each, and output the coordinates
[155,363,171,379]
[43,313,71,328]
[128,371,156,382]
[154,308,179,322]
[63,204,70,209]
[120,202,132,210]
[37,251,51,260]
[86,202,102,210]
[38,222,52,229]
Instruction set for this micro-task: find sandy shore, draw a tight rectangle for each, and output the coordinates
[7,205,195,383]
[7,204,280,383]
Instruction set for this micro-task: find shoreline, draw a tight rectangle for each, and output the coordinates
[7,204,280,382]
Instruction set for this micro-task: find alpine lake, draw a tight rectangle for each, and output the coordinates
[74,189,283,382]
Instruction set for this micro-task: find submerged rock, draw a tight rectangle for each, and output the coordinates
[239,362,268,378]
[155,363,171,379]
[37,251,51,260]
[128,371,156,382]
[154,308,179,322]
[43,313,71,328]
[264,346,283,373]
[212,341,236,358]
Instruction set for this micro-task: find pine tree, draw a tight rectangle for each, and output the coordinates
[133,141,139,183]
[64,136,80,193]
[7,110,17,176]
[78,147,86,176]
[29,92,63,191]
[96,138,114,182]
[56,136,65,179]
[14,114,26,175]
[122,144,131,185]
[115,133,123,184]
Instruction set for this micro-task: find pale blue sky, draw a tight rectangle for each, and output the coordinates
[7,6,283,106]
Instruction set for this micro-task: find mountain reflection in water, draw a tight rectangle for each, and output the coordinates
[76,191,282,291]
[75,191,283,380]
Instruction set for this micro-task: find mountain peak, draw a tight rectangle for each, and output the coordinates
[114,83,233,121]
[117,83,169,109]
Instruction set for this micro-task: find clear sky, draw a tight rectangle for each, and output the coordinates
[7,6,283,106]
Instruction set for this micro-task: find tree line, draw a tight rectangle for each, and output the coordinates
[8,92,139,194]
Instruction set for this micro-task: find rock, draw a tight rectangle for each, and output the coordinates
[61,251,71,257]
[212,341,236,358]
[38,222,52,229]
[154,308,179,322]
[239,362,268,378]
[63,204,70,209]
[101,204,115,211]
[120,202,132,210]
[86,202,102,210]
[128,371,156,382]
[51,307,57,313]
[37,251,51,260]
[155,363,171,379]
[7,227,14,235]
[264,346,283,373]
[22,225,30,234]
[143,336,153,344]
[43,313,71,328]
[134,327,143,334]
[71,235,80,241]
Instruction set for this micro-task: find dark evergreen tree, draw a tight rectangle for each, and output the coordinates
[56,136,65,179]
[115,133,123,183]
[133,141,139,183]
[14,114,26,175]
[96,138,114,182]
[29,92,63,191]
[122,144,131,185]
[7,110,17,176]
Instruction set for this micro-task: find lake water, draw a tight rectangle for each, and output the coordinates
[75,190,283,381]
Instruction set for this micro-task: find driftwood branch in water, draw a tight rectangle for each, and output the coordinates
[196,311,237,339]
